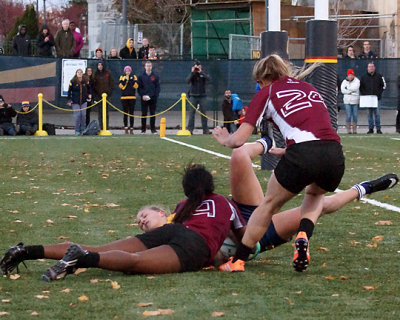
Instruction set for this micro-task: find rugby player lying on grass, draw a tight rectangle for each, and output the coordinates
[1,144,397,279]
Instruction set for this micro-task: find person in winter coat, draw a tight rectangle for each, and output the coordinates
[119,66,138,134]
[68,69,92,135]
[37,25,55,57]
[359,62,385,134]
[70,21,83,58]
[119,38,137,59]
[54,19,75,58]
[84,67,94,127]
[341,69,360,134]
[12,24,31,56]
[93,61,114,129]
[0,95,17,136]
[17,101,38,135]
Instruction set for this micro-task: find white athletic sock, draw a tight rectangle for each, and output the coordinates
[351,184,366,200]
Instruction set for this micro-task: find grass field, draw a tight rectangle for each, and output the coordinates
[0,134,399,319]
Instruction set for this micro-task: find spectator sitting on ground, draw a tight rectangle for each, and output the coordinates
[37,25,55,57]
[54,19,75,58]
[120,38,137,59]
[138,38,150,59]
[0,95,17,136]
[17,101,38,135]
[108,48,120,59]
[70,21,83,58]
[12,24,31,56]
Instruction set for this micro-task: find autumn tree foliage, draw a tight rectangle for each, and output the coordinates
[0,0,24,39]
[6,4,39,41]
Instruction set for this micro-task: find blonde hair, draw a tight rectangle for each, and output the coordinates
[253,54,320,83]
[137,204,170,217]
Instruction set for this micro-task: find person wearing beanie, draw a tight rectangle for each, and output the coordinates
[119,38,137,59]
[0,96,17,136]
[119,65,138,134]
[17,101,38,135]
[341,68,360,134]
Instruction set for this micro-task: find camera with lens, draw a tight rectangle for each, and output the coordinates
[194,60,201,71]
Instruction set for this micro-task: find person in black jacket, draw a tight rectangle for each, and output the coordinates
[186,61,210,135]
[119,66,138,134]
[138,38,149,59]
[93,61,114,129]
[67,69,92,135]
[119,38,137,59]
[359,62,385,134]
[221,89,236,133]
[37,25,55,57]
[12,24,31,56]
[138,61,160,134]
[0,95,17,135]
[17,101,38,135]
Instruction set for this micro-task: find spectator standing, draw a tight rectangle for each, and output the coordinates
[341,69,360,134]
[17,101,38,135]
[94,48,104,60]
[358,41,377,59]
[119,66,139,134]
[67,69,91,135]
[138,61,160,134]
[120,38,137,59]
[221,89,236,133]
[93,61,114,129]
[187,60,210,135]
[0,95,17,136]
[108,48,120,59]
[359,62,385,134]
[138,38,150,59]
[54,19,75,58]
[12,24,31,56]
[37,25,55,57]
[147,46,159,60]
[84,67,94,126]
[70,21,83,58]
[344,46,356,59]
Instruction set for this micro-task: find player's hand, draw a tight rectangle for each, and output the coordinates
[212,126,230,147]
[268,147,286,156]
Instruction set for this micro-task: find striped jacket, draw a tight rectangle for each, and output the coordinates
[119,74,139,99]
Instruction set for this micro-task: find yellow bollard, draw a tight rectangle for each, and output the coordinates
[34,93,48,136]
[98,93,112,136]
[160,117,166,137]
[176,93,191,136]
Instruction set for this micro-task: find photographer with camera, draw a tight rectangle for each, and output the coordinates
[0,95,17,136]
[186,61,210,135]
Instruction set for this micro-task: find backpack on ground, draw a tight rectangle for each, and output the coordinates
[82,120,100,136]
[43,123,56,135]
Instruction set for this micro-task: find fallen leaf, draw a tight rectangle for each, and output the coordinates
[317,247,329,252]
[1,299,11,303]
[90,279,99,284]
[211,170,217,175]
[232,292,238,296]
[74,268,87,275]
[366,243,377,248]
[110,281,120,290]
[332,293,340,297]
[159,309,174,315]
[107,230,115,234]
[31,311,39,316]
[138,302,153,307]
[348,232,356,235]
[143,310,160,317]
[0,312,10,316]
[325,276,335,280]
[372,235,384,242]
[78,295,89,301]
[57,236,69,240]
[145,176,152,180]
[9,274,20,280]
[339,276,349,280]
[46,219,54,224]
[61,203,70,207]
[363,286,378,291]
[211,311,225,317]
[102,173,109,179]
[35,295,49,299]
[68,215,78,219]
[321,263,327,268]
[353,206,361,210]
[146,276,155,280]
[104,203,119,208]
[375,221,392,226]
[60,288,71,293]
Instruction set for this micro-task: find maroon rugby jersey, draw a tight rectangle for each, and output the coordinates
[244,76,340,146]
[174,193,245,261]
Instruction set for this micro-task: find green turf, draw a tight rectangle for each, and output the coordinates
[0,134,399,319]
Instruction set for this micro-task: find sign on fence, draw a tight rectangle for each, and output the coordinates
[61,59,87,97]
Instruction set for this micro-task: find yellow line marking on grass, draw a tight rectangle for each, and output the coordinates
[162,137,400,213]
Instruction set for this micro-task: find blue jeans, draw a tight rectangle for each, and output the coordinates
[368,100,381,130]
[72,103,87,134]
[344,104,358,123]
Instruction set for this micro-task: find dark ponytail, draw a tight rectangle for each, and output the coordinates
[173,164,214,224]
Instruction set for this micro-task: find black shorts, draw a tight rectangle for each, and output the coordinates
[233,201,288,252]
[135,223,210,272]
[275,140,345,194]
